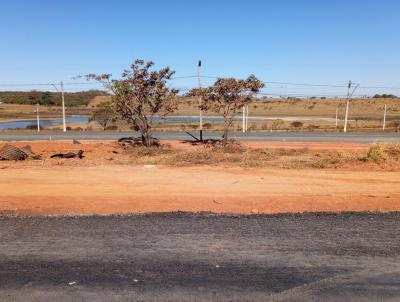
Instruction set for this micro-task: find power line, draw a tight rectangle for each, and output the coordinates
[0,76,204,87]
[263,81,347,88]
[1,77,400,91]
[357,85,400,90]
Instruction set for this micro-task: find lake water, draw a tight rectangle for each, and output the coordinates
[0,115,336,130]
[0,116,90,130]
[0,116,255,130]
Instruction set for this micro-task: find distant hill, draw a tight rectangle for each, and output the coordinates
[0,90,108,107]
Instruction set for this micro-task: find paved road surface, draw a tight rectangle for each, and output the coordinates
[0,131,399,143]
[1,213,399,301]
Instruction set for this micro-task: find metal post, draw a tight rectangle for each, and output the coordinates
[197,60,203,141]
[344,80,351,133]
[36,104,40,132]
[383,104,387,131]
[61,81,66,132]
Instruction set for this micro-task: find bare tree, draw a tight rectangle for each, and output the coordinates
[87,60,179,146]
[90,101,116,130]
[188,75,264,144]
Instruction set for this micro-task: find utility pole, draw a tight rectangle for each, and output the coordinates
[246,104,249,131]
[61,81,66,132]
[343,80,351,133]
[383,104,387,131]
[242,105,246,132]
[197,60,203,141]
[36,103,40,132]
[335,106,338,128]
[343,81,360,133]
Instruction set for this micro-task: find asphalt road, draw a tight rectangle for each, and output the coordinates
[1,212,400,301]
[0,130,399,143]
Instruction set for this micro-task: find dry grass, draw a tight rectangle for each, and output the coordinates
[118,142,400,170]
[384,144,400,160]
[1,141,399,171]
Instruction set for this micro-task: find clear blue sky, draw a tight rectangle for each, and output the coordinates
[0,0,399,96]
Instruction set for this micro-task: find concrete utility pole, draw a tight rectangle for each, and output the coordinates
[197,60,203,141]
[343,80,352,133]
[242,105,246,132]
[51,82,67,132]
[246,104,249,131]
[61,81,66,132]
[383,104,387,131]
[335,106,339,128]
[343,81,360,133]
[36,103,40,132]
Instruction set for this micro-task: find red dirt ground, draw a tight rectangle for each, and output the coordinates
[0,140,399,215]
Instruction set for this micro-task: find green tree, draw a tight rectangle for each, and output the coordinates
[40,91,54,105]
[188,75,264,144]
[90,101,116,130]
[87,59,179,146]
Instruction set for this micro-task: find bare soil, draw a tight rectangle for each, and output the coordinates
[0,141,399,215]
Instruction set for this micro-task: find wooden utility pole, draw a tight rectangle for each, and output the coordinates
[61,81,66,132]
[197,60,203,141]
[383,104,387,131]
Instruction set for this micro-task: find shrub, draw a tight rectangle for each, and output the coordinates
[212,141,246,154]
[366,145,385,163]
[248,124,258,131]
[126,144,172,157]
[291,121,303,128]
[203,122,212,129]
[106,125,118,130]
[389,121,400,129]
[25,124,43,130]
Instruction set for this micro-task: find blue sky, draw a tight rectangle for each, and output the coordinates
[0,0,399,96]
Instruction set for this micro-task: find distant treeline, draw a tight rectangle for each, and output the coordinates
[373,94,398,99]
[0,90,108,106]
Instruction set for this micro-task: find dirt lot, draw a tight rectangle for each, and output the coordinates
[1,141,399,215]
